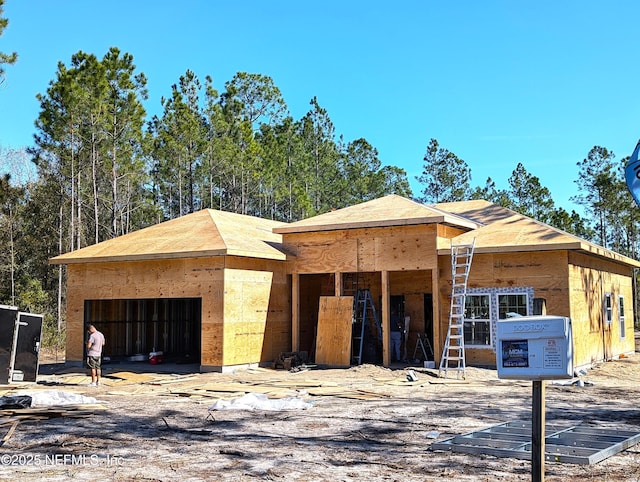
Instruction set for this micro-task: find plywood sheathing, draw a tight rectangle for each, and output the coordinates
[274,194,478,234]
[568,250,636,366]
[440,250,571,366]
[33,369,408,401]
[50,209,290,264]
[283,224,440,275]
[315,296,353,367]
[223,257,291,366]
[63,257,227,365]
[435,200,640,267]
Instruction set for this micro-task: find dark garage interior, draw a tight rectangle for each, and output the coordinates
[84,298,202,363]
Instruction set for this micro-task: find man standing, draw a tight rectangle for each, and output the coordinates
[86,324,105,387]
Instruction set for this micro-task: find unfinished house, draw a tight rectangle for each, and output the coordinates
[51,195,640,372]
[50,210,291,372]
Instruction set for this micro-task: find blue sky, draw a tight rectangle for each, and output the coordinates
[1,1,639,211]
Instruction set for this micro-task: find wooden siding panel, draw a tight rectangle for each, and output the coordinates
[357,237,376,272]
[223,258,290,366]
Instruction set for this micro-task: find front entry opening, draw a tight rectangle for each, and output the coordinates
[84,298,201,363]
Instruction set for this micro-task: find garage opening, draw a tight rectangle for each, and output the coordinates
[84,298,201,363]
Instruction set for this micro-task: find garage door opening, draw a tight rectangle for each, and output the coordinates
[84,298,201,363]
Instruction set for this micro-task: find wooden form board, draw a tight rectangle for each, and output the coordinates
[315,296,353,367]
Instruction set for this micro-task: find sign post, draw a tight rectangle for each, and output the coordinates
[496,315,573,482]
[532,380,545,482]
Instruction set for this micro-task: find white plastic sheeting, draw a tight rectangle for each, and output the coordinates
[22,390,98,407]
[209,393,313,411]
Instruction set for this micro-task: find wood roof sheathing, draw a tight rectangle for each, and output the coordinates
[273,194,479,234]
[434,201,640,268]
[50,209,289,264]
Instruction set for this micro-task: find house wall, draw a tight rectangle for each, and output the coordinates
[437,250,571,366]
[65,258,225,367]
[283,224,439,273]
[436,249,636,369]
[568,251,635,368]
[222,257,291,367]
[65,255,290,371]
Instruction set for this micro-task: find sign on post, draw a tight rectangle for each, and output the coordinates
[496,315,573,380]
[496,315,574,482]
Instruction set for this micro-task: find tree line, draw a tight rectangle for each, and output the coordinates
[1,43,639,344]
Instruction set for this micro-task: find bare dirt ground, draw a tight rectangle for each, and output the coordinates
[1,351,640,482]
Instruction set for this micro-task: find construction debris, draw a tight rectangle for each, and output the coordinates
[0,395,32,409]
[273,351,308,370]
[208,392,313,411]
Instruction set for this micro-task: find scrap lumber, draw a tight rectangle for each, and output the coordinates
[190,382,271,393]
[104,372,159,384]
[259,379,339,388]
[48,375,90,385]
[169,389,246,399]
[305,386,389,400]
[148,375,200,385]
[0,421,19,446]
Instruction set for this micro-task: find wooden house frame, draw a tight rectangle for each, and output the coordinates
[51,195,640,372]
[51,210,292,372]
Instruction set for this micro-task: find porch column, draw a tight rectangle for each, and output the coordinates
[381,270,390,366]
[292,273,300,351]
[334,272,342,296]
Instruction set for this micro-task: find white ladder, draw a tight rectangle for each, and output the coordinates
[439,240,475,379]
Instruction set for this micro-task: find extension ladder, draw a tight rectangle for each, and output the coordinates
[439,240,475,379]
[352,289,380,365]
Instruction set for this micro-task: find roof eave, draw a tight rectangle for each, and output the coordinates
[50,249,230,265]
[437,242,640,268]
[274,215,478,234]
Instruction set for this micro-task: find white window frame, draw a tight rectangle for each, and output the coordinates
[463,288,532,349]
[498,292,529,320]
[463,294,491,347]
[619,295,626,339]
[604,292,612,326]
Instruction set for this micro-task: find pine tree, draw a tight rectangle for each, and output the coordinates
[416,138,471,203]
[0,0,17,85]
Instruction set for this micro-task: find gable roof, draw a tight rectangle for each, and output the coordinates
[50,209,288,264]
[435,201,640,268]
[273,194,479,234]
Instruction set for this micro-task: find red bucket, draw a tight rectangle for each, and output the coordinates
[149,351,163,365]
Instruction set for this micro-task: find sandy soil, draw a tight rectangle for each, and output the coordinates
[1,352,640,482]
